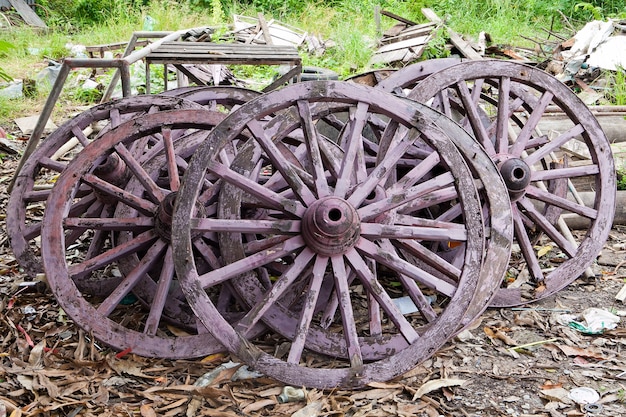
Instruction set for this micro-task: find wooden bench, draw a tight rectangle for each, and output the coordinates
[144,42,302,93]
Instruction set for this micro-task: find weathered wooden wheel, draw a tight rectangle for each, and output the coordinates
[163,85,261,110]
[39,109,261,358]
[408,60,615,306]
[7,95,203,277]
[172,81,507,388]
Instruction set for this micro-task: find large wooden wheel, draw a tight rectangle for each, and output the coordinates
[39,109,261,358]
[7,95,203,277]
[408,60,615,306]
[172,81,508,388]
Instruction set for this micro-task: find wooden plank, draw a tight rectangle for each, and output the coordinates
[381,25,436,45]
[375,35,430,54]
[257,13,274,46]
[421,7,482,60]
[370,49,409,65]
[8,0,46,27]
[381,9,419,26]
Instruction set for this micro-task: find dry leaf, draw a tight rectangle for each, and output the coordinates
[556,345,605,360]
[411,379,467,400]
[140,404,157,417]
[242,399,275,413]
[540,381,563,390]
[537,245,553,257]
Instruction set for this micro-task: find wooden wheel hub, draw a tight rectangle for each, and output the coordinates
[499,157,531,195]
[302,196,360,256]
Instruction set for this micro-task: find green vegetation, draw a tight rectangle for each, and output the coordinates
[0,0,625,126]
[607,67,626,106]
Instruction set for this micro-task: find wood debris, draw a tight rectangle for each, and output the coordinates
[370,9,442,65]
[232,14,307,47]
[2,0,46,28]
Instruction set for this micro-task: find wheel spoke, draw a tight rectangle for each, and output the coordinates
[64,216,155,230]
[161,127,181,192]
[68,230,158,280]
[347,126,425,207]
[198,235,306,289]
[524,186,597,219]
[509,90,554,156]
[330,254,363,368]
[495,76,511,155]
[144,247,176,336]
[360,222,467,241]
[82,173,157,215]
[335,102,370,198]
[96,239,168,317]
[297,100,331,197]
[358,172,455,222]
[190,218,300,234]
[345,248,419,343]
[517,197,577,257]
[455,80,495,154]
[287,255,328,364]
[236,247,316,336]
[206,158,306,217]
[511,205,544,281]
[522,124,585,167]
[114,143,168,202]
[355,237,457,296]
[531,165,600,182]
[246,119,317,205]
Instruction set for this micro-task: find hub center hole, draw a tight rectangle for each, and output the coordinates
[513,167,526,180]
[328,208,343,222]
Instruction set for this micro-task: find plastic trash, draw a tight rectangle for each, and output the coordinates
[569,308,620,334]
[277,386,305,403]
[194,361,263,387]
[143,15,156,31]
[568,387,600,404]
[36,61,62,87]
[0,81,23,99]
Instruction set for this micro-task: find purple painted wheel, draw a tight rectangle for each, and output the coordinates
[408,60,616,306]
[162,85,262,111]
[7,95,203,278]
[39,109,264,358]
[172,81,491,388]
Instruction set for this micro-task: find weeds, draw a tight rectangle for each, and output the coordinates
[606,67,626,106]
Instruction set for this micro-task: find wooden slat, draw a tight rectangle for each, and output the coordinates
[8,0,46,27]
[146,42,301,66]
[422,8,482,60]
[376,35,430,54]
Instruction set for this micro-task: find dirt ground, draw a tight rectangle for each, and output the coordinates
[1,147,626,417]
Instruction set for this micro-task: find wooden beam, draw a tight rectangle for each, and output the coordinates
[8,0,46,27]
[422,8,482,60]
[381,9,418,26]
[257,13,274,45]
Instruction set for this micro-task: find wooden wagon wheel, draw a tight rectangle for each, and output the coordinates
[7,95,203,278]
[408,60,615,306]
[162,85,262,111]
[39,109,267,358]
[172,81,505,388]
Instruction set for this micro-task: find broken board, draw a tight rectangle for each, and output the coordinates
[8,0,46,28]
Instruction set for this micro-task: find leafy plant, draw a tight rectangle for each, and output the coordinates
[574,2,604,20]
[606,67,626,106]
[617,169,626,191]
[0,40,15,82]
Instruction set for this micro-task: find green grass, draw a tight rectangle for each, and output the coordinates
[0,0,617,127]
[607,67,626,106]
